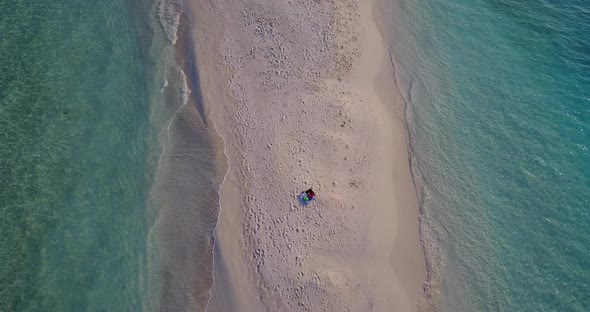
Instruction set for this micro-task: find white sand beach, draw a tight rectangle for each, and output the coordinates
[185,0,427,310]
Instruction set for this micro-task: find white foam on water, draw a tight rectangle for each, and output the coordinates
[157,0,184,44]
[155,67,190,166]
[161,69,168,93]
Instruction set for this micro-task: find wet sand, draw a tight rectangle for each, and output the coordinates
[184,0,427,310]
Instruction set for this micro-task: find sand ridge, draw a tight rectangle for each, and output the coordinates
[187,0,427,311]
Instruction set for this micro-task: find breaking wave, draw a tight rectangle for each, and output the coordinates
[157,0,184,44]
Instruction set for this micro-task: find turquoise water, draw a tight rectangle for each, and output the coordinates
[0,0,159,310]
[387,0,590,310]
[1,0,224,309]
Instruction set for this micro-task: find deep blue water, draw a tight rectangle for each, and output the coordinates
[388,0,590,310]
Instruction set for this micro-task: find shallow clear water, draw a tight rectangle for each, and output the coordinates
[387,0,590,310]
[0,0,156,310]
[0,0,224,310]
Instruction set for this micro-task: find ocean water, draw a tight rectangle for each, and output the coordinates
[0,0,220,310]
[0,0,156,309]
[383,0,590,310]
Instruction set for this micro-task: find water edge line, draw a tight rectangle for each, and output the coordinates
[388,49,440,311]
[203,111,230,312]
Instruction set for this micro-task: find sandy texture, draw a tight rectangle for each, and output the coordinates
[187,0,427,311]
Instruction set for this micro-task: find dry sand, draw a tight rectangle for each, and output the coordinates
[185,0,427,310]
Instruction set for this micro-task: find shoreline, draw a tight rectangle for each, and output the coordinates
[179,2,264,310]
[186,0,428,310]
[146,5,229,310]
[351,1,428,309]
